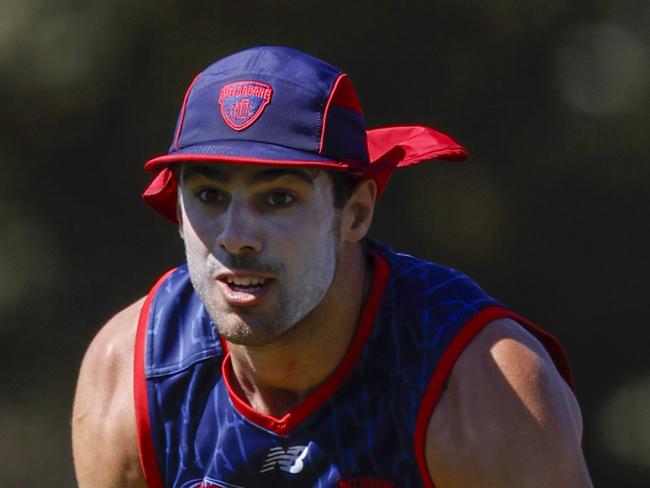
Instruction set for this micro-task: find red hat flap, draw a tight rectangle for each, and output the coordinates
[365,125,468,192]
[142,168,179,223]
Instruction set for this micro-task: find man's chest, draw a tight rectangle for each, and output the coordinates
[164,377,423,488]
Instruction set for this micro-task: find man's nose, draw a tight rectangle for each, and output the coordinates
[216,199,263,255]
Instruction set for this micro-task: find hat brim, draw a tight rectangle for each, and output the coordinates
[142,125,468,224]
[144,141,365,173]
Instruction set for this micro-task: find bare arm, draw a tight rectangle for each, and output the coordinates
[72,298,148,488]
[426,318,592,487]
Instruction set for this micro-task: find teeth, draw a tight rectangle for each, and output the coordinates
[226,276,267,286]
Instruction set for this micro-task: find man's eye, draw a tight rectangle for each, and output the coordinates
[196,188,227,204]
[266,191,295,207]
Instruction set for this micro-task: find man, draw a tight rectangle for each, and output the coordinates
[72,46,592,487]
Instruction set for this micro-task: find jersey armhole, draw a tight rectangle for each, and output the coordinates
[412,305,574,488]
[133,269,176,488]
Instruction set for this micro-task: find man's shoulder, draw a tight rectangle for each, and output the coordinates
[72,298,147,486]
[441,317,579,418]
[372,241,476,283]
[425,317,590,487]
[371,242,495,312]
[80,298,145,381]
[73,298,145,426]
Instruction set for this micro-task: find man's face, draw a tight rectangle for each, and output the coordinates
[178,163,341,346]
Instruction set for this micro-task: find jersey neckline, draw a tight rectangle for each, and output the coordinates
[220,250,390,436]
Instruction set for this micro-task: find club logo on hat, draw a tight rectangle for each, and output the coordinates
[218,80,273,131]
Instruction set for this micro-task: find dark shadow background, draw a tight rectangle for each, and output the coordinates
[1,1,648,486]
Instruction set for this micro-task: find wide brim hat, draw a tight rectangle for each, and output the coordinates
[143,46,467,223]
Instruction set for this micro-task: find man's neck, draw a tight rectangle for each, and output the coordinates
[226,242,372,417]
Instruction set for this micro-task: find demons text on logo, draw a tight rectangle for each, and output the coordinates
[218,81,273,131]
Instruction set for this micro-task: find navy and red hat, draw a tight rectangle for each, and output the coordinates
[143,46,467,222]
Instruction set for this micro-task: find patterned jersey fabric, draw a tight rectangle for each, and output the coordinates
[134,241,572,487]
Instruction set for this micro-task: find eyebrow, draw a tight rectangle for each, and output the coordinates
[248,168,315,186]
[181,165,315,187]
[181,165,230,183]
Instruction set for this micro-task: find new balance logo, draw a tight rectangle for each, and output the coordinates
[260,445,309,474]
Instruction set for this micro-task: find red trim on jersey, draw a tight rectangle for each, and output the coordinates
[134,269,176,488]
[173,72,203,150]
[221,251,390,436]
[413,305,575,487]
[507,310,575,389]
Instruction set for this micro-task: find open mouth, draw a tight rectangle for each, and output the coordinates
[217,274,274,306]
[223,276,269,292]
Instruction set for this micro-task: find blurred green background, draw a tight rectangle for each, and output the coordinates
[1,0,648,486]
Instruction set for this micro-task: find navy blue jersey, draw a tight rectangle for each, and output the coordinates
[134,242,573,488]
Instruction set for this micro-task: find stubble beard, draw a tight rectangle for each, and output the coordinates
[185,215,342,346]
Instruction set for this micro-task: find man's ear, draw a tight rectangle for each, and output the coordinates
[341,178,378,243]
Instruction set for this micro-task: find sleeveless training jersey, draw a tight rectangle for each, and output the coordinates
[134,241,573,488]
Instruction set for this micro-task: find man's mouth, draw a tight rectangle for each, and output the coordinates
[216,274,273,306]
[224,275,268,291]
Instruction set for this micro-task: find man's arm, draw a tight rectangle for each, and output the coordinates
[72,298,148,488]
[426,318,592,487]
